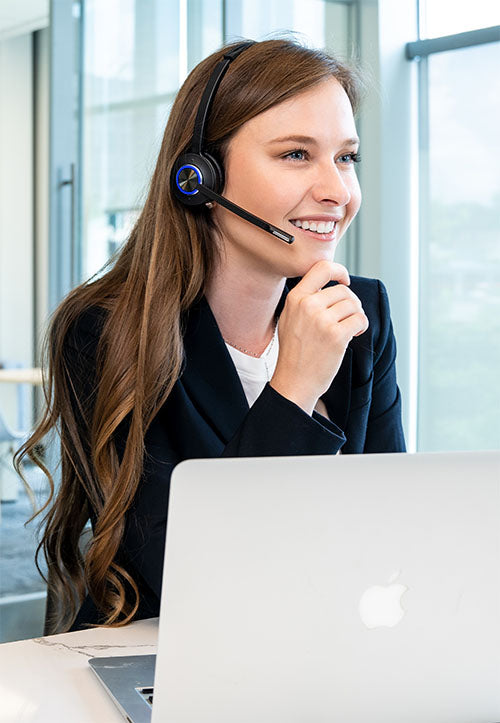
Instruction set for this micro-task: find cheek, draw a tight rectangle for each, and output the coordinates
[224,161,263,207]
[226,162,296,216]
[347,176,362,216]
[258,170,305,214]
[223,144,263,191]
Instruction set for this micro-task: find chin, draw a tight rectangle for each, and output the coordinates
[286,248,338,278]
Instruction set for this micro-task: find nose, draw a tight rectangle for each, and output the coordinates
[312,160,351,206]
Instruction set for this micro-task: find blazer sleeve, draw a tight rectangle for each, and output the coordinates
[363,280,406,453]
[222,384,346,457]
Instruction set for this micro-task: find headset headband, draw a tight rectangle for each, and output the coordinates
[172,39,294,243]
[189,41,255,155]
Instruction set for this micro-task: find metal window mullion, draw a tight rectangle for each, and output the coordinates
[348,0,361,275]
[48,0,80,312]
[406,24,500,59]
[179,0,188,84]
[416,55,429,452]
[75,0,84,287]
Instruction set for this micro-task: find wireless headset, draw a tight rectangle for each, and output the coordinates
[170,41,294,244]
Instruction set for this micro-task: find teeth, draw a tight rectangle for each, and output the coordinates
[292,219,336,234]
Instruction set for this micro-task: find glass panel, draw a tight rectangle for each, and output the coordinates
[0,465,48,642]
[188,0,223,70]
[420,0,500,38]
[81,0,224,280]
[418,41,500,451]
[1,21,52,642]
[226,0,350,57]
[81,0,179,279]
[83,100,173,274]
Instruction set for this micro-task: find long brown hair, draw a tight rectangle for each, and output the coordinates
[16,38,363,633]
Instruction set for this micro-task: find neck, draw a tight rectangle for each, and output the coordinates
[205,255,285,357]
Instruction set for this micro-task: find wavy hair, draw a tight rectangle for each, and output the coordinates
[16,38,364,633]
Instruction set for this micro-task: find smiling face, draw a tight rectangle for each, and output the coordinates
[212,77,362,280]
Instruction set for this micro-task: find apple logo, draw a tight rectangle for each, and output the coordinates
[358,570,408,629]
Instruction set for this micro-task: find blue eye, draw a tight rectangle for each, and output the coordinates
[338,152,361,164]
[283,148,308,161]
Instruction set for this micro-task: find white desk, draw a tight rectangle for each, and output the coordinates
[0,617,158,722]
[0,368,42,386]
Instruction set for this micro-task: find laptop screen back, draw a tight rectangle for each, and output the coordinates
[152,451,500,723]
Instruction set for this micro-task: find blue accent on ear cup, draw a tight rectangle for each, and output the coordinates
[175,164,202,195]
[171,152,223,207]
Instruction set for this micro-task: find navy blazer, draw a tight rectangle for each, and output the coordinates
[68,275,405,628]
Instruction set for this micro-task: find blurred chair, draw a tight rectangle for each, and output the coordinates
[0,407,27,503]
[0,359,31,431]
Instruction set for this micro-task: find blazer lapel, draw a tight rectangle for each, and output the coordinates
[181,296,249,443]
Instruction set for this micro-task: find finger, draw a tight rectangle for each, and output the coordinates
[338,311,369,339]
[296,285,361,317]
[315,284,362,310]
[323,298,364,324]
[293,260,350,296]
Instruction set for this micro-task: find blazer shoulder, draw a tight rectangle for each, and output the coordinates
[348,276,396,372]
[348,275,388,314]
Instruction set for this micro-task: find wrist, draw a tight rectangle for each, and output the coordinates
[268,376,316,416]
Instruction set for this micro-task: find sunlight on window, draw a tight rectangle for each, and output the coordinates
[85,0,135,82]
[82,1,181,279]
[418,41,500,451]
[420,0,500,38]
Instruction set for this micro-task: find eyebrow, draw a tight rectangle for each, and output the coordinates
[266,134,360,146]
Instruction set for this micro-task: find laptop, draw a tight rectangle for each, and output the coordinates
[89,451,500,722]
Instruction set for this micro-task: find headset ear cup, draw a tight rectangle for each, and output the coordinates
[203,152,224,195]
[171,152,221,207]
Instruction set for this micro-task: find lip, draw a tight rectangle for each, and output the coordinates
[289,214,345,223]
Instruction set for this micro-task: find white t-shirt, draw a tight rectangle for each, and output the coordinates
[225,327,332,423]
[225,327,279,408]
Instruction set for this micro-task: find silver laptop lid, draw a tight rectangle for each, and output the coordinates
[152,451,500,723]
[89,654,155,722]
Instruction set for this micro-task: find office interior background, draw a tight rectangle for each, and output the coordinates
[0,0,498,643]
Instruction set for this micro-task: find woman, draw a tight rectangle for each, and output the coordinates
[19,38,405,634]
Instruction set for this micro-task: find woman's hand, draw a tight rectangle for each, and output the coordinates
[270,260,369,415]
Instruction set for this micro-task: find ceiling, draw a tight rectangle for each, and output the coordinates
[0,0,49,40]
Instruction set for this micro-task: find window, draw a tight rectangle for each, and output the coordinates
[82,0,183,279]
[412,8,500,450]
[420,0,500,38]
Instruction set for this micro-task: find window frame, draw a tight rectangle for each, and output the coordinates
[407,22,499,451]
